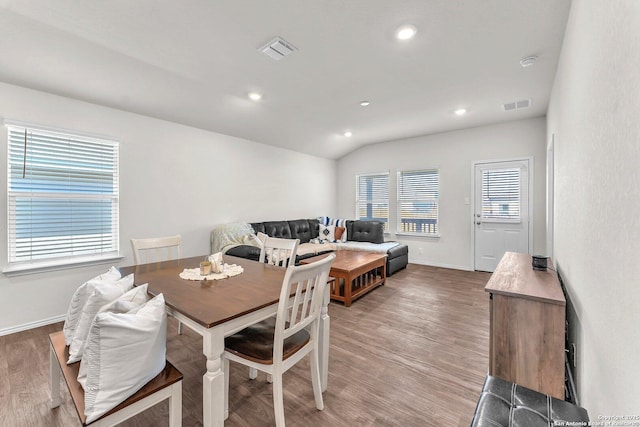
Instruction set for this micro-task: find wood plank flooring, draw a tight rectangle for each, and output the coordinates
[0,263,491,427]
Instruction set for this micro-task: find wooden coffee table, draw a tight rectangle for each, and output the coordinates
[302,251,386,307]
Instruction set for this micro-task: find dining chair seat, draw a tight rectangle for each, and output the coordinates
[225,317,310,364]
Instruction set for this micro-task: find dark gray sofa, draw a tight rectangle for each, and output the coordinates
[221,218,408,276]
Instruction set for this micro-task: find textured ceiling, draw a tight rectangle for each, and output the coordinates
[0,0,572,159]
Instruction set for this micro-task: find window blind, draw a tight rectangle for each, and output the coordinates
[6,122,119,266]
[356,173,389,229]
[397,169,439,235]
[481,168,520,220]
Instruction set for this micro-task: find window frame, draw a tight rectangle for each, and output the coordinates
[3,120,121,275]
[355,172,389,231]
[396,168,440,237]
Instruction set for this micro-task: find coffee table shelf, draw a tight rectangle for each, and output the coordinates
[302,251,386,307]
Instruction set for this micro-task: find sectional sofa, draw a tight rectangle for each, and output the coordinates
[211,218,408,276]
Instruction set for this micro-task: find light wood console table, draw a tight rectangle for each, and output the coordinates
[484,252,566,399]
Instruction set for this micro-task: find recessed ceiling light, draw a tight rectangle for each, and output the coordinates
[395,24,417,40]
[359,101,371,107]
[520,55,538,67]
[454,108,467,116]
[248,92,262,101]
[344,131,353,137]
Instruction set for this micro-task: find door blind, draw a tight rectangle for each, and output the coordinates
[481,168,520,220]
[6,122,119,265]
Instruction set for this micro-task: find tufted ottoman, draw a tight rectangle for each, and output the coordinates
[471,375,589,427]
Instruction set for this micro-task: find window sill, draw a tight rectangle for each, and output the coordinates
[2,254,124,277]
[395,232,440,239]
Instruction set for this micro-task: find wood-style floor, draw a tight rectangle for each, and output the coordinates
[0,263,491,427]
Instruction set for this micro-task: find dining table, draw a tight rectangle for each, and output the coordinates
[119,255,331,427]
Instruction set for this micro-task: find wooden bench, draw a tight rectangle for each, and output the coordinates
[49,331,183,426]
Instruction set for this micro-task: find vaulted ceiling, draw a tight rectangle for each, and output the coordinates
[0,0,572,159]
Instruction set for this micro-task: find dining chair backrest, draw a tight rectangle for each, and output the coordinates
[273,253,334,362]
[259,237,299,267]
[131,235,182,265]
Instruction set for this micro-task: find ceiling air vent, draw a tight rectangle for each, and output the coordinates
[259,37,297,61]
[503,99,532,111]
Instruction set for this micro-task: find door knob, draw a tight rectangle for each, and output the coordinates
[476,221,481,225]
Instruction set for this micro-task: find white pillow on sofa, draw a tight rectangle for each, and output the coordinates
[82,293,167,424]
[63,267,122,345]
[318,224,336,242]
[77,284,150,388]
[318,217,349,242]
[67,274,134,364]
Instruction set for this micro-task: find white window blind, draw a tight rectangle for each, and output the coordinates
[6,122,119,268]
[481,168,520,220]
[356,173,389,230]
[397,169,439,235]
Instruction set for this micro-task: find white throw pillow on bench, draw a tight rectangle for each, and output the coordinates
[67,274,134,364]
[82,293,167,424]
[62,267,122,345]
[77,284,150,388]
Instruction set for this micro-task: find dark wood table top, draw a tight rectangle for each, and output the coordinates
[119,255,286,328]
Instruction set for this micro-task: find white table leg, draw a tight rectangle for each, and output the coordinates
[49,342,62,408]
[319,285,330,392]
[203,329,225,427]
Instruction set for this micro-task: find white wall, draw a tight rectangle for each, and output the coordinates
[337,117,547,270]
[547,1,640,416]
[0,82,336,334]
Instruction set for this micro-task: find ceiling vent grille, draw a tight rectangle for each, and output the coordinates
[259,37,297,61]
[503,99,532,111]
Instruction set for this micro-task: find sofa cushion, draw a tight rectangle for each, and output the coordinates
[288,219,313,243]
[250,222,266,234]
[347,220,384,244]
[225,245,261,261]
[262,221,292,239]
[334,241,398,253]
[308,218,320,239]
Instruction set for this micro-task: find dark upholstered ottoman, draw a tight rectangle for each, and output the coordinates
[471,375,589,427]
[386,243,408,276]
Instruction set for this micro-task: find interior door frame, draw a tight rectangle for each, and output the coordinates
[469,156,534,271]
[546,135,554,259]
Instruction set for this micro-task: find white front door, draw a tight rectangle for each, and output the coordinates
[474,159,530,272]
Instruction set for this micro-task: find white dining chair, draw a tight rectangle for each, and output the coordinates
[223,253,335,427]
[131,235,184,334]
[252,236,301,380]
[259,236,299,268]
[131,235,182,265]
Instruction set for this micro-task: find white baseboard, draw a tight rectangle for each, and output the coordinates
[0,314,65,337]
[408,259,473,272]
